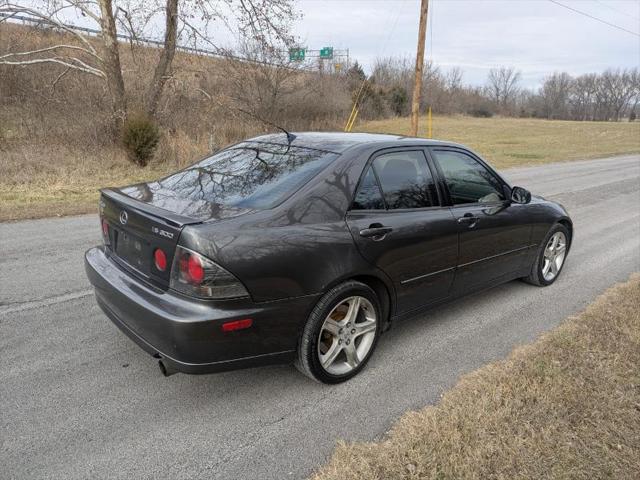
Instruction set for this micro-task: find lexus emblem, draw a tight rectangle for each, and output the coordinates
[119,210,128,225]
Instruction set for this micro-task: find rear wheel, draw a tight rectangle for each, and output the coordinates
[295,281,382,383]
[524,224,570,286]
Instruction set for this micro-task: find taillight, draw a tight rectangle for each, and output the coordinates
[154,248,167,272]
[186,254,204,283]
[170,246,249,299]
[101,218,110,245]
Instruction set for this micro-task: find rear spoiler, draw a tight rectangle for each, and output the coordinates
[100,188,202,228]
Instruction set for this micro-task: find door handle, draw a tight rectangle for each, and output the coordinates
[457,213,478,228]
[359,224,393,239]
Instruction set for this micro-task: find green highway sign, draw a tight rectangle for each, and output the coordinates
[319,47,333,59]
[289,47,306,61]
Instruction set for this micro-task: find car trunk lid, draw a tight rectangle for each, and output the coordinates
[100,188,203,288]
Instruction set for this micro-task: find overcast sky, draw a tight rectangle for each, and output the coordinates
[31,0,640,89]
[293,0,640,87]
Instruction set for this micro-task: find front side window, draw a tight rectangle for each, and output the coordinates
[373,151,438,209]
[432,150,505,205]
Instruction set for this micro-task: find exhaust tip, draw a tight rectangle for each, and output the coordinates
[158,359,177,377]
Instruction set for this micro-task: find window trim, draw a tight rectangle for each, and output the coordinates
[427,146,510,208]
[348,147,444,213]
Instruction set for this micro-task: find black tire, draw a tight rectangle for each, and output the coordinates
[523,223,570,286]
[295,280,382,384]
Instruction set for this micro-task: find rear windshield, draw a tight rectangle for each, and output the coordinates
[157,142,338,209]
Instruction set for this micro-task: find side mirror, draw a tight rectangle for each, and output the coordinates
[510,186,531,204]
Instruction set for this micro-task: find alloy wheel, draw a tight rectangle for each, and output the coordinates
[542,231,567,281]
[317,296,377,376]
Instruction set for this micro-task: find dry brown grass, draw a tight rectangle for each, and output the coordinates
[312,274,640,480]
[2,114,639,221]
[0,22,348,221]
[2,24,639,222]
[360,115,640,168]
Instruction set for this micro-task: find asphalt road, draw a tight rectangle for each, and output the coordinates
[2,154,639,480]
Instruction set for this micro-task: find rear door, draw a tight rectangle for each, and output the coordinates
[428,147,533,293]
[346,148,459,315]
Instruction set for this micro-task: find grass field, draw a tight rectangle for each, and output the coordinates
[1,116,638,221]
[362,115,640,168]
[312,274,640,480]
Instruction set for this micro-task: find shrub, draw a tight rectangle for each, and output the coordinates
[121,113,160,166]
[388,85,408,116]
[468,107,494,118]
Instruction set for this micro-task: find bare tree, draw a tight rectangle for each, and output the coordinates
[599,68,638,121]
[445,67,463,91]
[486,66,521,112]
[0,0,298,128]
[539,72,572,119]
[98,0,126,121]
[145,0,177,117]
[569,74,598,121]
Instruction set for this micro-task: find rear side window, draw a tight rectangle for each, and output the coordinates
[431,150,505,204]
[155,143,338,210]
[352,167,385,210]
[373,151,438,209]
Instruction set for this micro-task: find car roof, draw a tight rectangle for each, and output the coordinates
[244,131,464,153]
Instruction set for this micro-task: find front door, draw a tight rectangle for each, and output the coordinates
[429,147,533,293]
[346,149,459,315]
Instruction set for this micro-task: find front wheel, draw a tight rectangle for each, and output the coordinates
[524,224,570,286]
[295,281,382,384]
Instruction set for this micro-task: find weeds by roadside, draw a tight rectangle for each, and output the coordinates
[312,274,640,480]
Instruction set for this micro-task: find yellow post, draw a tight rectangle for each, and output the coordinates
[344,81,367,132]
[344,102,358,132]
[427,106,433,138]
[346,108,359,132]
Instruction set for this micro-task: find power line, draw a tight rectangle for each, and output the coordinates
[547,0,640,37]
[592,0,640,22]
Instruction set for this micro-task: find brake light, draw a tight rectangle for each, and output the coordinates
[154,248,167,272]
[101,219,110,245]
[170,246,249,299]
[187,254,204,283]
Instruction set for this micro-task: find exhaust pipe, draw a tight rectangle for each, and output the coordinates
[158,359,178,377]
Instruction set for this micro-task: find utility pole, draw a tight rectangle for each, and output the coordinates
[410,0,429,137]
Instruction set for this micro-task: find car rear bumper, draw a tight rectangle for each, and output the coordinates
[85,246,318,375]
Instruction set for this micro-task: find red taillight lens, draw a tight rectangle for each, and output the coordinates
[154,248,167,272]
[170,246,249,299]
[221,318,253,332]
[187,254,204,283]
[101,219,110,245]
[178,251,205,284]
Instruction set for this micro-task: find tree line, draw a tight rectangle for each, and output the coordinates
[352,59,640,122]
[1,1,637,167]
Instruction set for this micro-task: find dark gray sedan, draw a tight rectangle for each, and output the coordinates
[85,132,572,383]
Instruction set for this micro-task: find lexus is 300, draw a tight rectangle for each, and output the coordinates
[85,132,572,383]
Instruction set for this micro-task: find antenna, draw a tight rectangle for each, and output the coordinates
[236,108,297,147]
